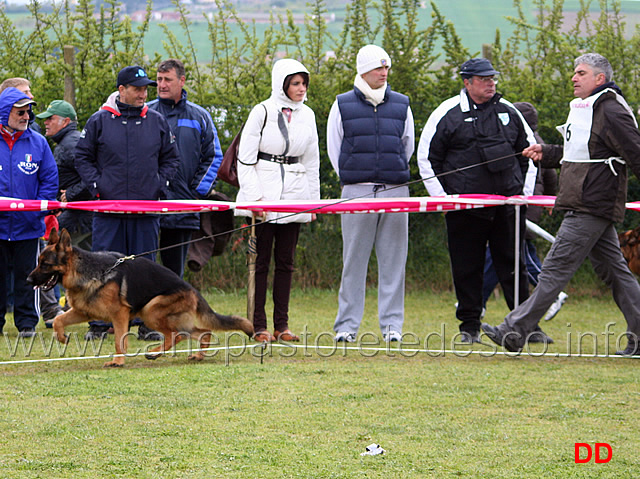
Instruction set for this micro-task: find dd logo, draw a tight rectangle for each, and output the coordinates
[574,443,612,463]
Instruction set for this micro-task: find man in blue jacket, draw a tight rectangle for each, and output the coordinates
[147,58,223,278]
[75,65,180,339]
[0,87,58,337]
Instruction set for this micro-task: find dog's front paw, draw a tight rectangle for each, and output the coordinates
[55,332,69,344]
[103,360,124,368]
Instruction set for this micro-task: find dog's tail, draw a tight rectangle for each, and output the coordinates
[197,294,254,337]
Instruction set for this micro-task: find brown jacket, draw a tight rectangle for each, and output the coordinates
[540,88,640,223]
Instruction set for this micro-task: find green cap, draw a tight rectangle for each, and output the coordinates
[36,100,77,120]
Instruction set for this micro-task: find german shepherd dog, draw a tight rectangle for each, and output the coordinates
[27,229,254,367]
[619,226,640,276]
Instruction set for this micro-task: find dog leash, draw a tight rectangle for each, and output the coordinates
[102,255,136,276]
[101,150,525,273]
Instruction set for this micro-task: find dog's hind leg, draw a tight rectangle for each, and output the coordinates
[144,329,189,361]
[187,329,213,361]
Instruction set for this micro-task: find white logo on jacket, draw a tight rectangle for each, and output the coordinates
[498,113,510,126]
[18,154,39,175]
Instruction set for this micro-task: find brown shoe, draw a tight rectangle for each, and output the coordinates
[254,330,276,342]
[274,330,300,342]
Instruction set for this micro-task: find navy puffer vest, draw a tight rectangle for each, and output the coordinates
[337,86,410,184]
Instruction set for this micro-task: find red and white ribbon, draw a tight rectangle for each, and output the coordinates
[0,194,560,215]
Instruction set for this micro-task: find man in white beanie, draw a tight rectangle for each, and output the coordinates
[327,44,414,343]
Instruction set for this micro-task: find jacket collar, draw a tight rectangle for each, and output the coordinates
[51,121,78,144]
[459,89,502,113]
[156,89,187,109]
[101,91,148,118]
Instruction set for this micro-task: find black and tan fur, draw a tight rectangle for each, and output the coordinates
[619,226,640,276]
[27,229,254,367]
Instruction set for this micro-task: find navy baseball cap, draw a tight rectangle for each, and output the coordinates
[117,66,157,87]
[459,58,499,77]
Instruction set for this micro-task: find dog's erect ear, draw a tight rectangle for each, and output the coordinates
[48,228,59,245]
[57,228,72,250]
[627,229,640,247]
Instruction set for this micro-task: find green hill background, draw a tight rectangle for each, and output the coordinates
[137,0,640,62]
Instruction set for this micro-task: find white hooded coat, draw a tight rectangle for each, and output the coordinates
[236,59,320,223]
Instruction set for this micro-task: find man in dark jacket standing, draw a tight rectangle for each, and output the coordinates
[327,44,414,344]
[147,58,222,278]
[482,53,640,355]
[34,100,89,327]
[418,58,537,344]
[0,88,58,337]
[36,100,92,248]
[75,66,180,339]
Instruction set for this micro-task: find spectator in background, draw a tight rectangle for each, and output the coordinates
[147,58,223,279]
[327,44,414,343]
[0,77,41,134]
[37,100,92,248]
[0,88,58,337]
[1,77,42,316]
[75,65,180,340]
[418,58,537,344]
[35,100,91,328]
[236,58,320,343]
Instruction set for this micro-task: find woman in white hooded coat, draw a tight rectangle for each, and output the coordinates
[236,58,320,342]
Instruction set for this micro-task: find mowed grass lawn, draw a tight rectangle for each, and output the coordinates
[0,289,638,478]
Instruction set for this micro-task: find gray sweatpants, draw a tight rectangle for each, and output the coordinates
[497,211,640,342]
[333,184,409,335]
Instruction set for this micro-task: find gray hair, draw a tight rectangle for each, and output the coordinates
[574,53,613,82]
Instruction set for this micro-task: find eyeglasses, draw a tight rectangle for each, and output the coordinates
[14,110,29,116]
[474,76,498,85]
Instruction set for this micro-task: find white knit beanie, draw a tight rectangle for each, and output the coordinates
[356,45,391,75]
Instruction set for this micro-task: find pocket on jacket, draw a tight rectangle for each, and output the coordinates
[282,166,310,200]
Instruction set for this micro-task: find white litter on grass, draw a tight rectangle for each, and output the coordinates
[361,443,385,456]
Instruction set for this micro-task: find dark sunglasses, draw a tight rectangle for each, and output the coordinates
[14,110,29,117]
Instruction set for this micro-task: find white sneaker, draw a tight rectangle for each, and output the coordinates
[383,331,403,342]
[334,332,356,342]
[543,292,568,321]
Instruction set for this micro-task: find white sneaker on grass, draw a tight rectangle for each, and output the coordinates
[383,331,403,343]
[543,292,568,321]
[334,331,356,343]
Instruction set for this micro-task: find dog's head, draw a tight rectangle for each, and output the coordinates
[619,226,640,261]
[27,228,74,290]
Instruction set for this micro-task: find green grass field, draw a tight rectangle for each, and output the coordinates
[1,289,638,478]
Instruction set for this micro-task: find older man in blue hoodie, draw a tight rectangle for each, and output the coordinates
[0,87,58,337]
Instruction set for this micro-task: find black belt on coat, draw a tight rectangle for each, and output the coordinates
[257,151,299,164]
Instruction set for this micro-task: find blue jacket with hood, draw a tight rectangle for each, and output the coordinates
[0,87,58,241]
[147,90,222,229]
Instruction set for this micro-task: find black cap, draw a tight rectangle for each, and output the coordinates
[116,66,157,87]
[459,58,499,77]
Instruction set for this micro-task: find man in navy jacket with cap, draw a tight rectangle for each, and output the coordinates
[417,58,537,344]
[75,65,179,339]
